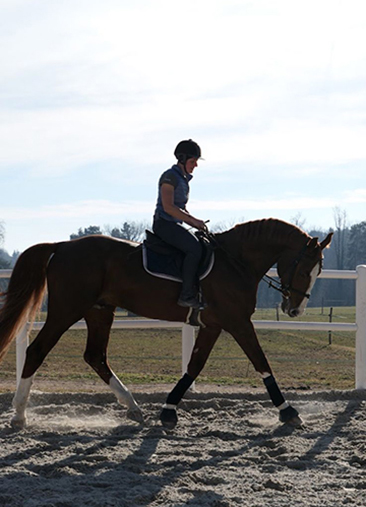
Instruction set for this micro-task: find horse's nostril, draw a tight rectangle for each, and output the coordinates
[289,308,299,318]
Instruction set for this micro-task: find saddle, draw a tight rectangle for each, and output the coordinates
[142,230,215,283]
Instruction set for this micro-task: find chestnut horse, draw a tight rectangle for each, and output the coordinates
[0,219,332,430]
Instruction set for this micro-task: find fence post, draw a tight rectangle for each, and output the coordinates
[355,265,366,389]
[328,307,333,345]
[16,323,29,387]
[182,324,195,388]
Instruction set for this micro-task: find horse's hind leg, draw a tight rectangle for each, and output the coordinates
[12,319,72,430]
[12,377,34,430]
[83,306,143,424]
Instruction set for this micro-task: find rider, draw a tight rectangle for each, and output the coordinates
[153,139,207,309]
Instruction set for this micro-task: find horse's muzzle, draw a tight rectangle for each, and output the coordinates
[288,308,301,318]
[281,299,301,318]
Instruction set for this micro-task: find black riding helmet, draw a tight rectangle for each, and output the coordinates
[174,139,202,164]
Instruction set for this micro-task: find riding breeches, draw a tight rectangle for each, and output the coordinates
[153,219,202,297]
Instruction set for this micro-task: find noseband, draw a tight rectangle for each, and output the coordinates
[262,273,310,300]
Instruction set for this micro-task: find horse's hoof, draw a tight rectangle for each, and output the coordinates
[126,407,144,424]
[287,415,303,427]
[11,415,26,431]
[160,408,178,430]
[279,405,302,427]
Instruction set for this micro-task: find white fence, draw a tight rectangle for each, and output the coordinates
[1,266,366,388]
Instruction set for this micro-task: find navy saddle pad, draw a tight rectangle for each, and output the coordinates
[142,230,215,282]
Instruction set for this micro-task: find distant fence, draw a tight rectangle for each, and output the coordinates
[1,266,365,388]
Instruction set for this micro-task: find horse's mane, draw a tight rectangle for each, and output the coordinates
[222,218,311,250]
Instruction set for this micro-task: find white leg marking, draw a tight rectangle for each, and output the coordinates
[109,371,144,423]
[109,372,137,407]
[298,262,320,314]
[278,401,290,410]
[260,372,271,379]
[11,376,34,429]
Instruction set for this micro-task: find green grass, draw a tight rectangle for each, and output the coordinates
[0,307,356,391]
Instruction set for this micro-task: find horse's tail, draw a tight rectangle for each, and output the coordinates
[0,242,58,363]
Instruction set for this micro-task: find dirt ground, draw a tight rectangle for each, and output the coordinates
[1,385,366,507]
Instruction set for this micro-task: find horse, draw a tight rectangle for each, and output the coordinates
[0,219,332,430]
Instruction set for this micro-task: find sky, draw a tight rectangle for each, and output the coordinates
[0,0,365,253]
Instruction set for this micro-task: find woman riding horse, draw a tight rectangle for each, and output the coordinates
[153,139,206,309]
[0,218,332,430]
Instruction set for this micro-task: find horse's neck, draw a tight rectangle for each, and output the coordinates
[217,220,309,278]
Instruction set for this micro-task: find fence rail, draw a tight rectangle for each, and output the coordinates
[1,266,366,388]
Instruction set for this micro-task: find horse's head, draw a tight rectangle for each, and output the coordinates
[277,232,333,318]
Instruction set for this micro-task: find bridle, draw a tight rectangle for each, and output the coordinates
[202,229,319,301]
[262,243,322,300]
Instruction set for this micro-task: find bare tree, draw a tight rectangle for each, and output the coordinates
[0,223,11,269]
[70,225,103,239]
[211,219,241,233]
[347,221,366,269]
[0,221,4,247]
[105,221,150,242]
[70,222,150,243]
[290,212,306,230]
[332,207,348,270]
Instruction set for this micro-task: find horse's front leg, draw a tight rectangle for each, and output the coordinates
[84,306,143,424]
[231,320,302,427]
[160,324,222,429]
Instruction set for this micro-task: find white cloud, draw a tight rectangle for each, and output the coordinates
[1,0,365,176]
[190,196,337,212]
[344,189,366,203]
[1,0,366,251]
[0,194,339,223]
[0,200,154,221]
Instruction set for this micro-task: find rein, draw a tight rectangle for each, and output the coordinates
[261,274,292,298]
[203,229,312,300]
[262,274,310,299]
[201,230,250,277]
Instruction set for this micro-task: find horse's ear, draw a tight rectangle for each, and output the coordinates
[320,232,333,250]
[307,237,318,251]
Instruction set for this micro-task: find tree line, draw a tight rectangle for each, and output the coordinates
[70,222,149,243]
[1,214,365,307]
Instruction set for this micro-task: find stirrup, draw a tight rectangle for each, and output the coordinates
[177,296,202,309]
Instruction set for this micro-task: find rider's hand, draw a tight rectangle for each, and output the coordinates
[191,218,207,231]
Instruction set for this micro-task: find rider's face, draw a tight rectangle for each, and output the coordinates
[185,158,198,174]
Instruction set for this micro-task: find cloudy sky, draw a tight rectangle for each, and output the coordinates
[1,0,365,253]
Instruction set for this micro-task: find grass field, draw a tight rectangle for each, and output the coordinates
[0,307,356,391]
